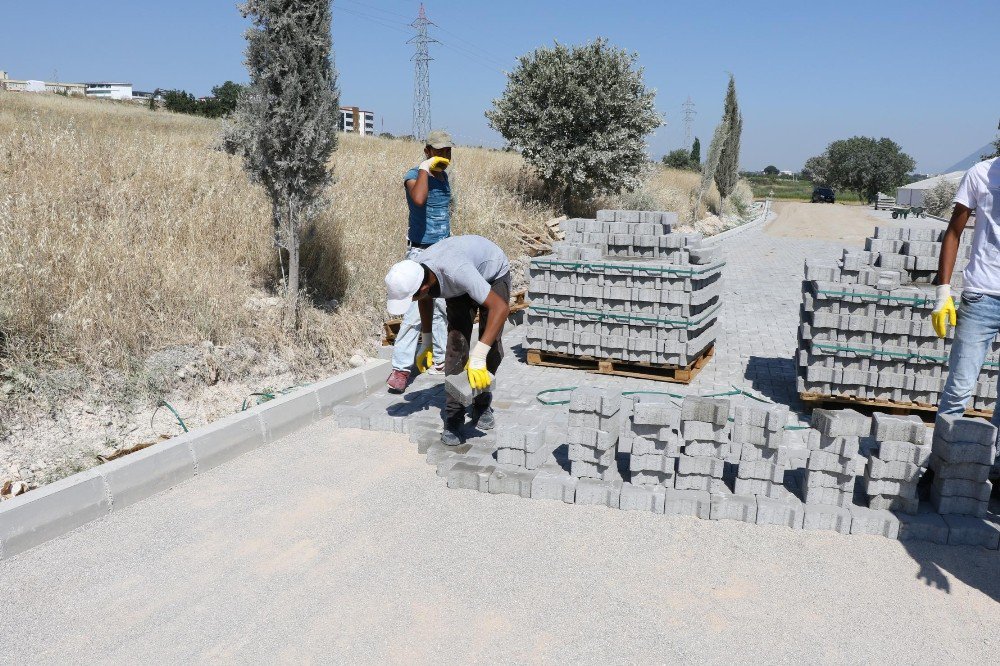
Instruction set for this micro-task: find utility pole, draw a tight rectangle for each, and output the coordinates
[682,96,696,148]
[409,3,436,141]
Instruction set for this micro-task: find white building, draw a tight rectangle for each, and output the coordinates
[0,70,86,95]
[84,82,133,100]
[895,171,966,207]
[339,106,375,136]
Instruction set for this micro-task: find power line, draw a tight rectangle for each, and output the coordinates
[332,4,411,34]
[338,0,413,20]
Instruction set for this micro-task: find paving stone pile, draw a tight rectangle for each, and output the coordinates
[796,223,1000,412]
[732,402,790,498]
[425,392,999,549]
[524,209,723,366]
[930,414,996,518]
[863,413,931,514]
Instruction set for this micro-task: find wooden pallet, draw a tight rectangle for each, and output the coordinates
[525,345,714,385]
[799,391,993,421]
[382,289,530,345]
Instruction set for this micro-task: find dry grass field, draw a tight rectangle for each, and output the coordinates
[0,92,749,489]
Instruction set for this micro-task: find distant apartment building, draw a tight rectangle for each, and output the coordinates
[0,70,85,95]
[339,106,375,136]
[84,82,133,100]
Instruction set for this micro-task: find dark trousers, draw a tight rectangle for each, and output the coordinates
[443,274,510,422]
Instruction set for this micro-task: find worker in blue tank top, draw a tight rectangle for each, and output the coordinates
[386,130,454,393]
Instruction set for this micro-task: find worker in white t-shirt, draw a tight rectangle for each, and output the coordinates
[931,157,1000,420]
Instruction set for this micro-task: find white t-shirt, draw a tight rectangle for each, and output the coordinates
[956,157,1000,294]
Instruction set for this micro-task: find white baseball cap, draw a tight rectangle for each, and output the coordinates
[385,260,425,315]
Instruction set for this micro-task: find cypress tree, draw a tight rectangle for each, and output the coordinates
[714,75,742,198]
[224,0,339,328]
[690,137,701,168]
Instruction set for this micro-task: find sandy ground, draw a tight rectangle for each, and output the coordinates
[764,202,887,246]
[2,421,998,663]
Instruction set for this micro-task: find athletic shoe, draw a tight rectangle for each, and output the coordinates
[470,406,495,430]
[426,362,445,375]
[386,369,410,393]
[441,417,464,446]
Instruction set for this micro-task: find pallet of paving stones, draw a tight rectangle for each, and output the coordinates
[525,344,714,384]
[797,221,1000,413]
[798,391,993,420]
[412,390,1000,549]
[523,208,723,371]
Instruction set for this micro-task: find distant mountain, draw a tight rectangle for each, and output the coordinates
[943,142,996,173]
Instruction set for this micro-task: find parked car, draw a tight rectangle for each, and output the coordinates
[811,187,835,203]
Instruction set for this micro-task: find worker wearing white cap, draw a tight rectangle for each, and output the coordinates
[385,235,511,446]
[386,129,455,393]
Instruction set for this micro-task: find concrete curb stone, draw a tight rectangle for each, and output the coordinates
[0,359,390,560]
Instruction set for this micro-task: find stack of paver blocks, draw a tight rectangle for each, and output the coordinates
[567,387,623,483]
[801,409,869,533]
[524,209,723,367]
[797,223,1000,412]
[864,413,930,514]
[930,415,996,517]
[732,403,789,498]
[495,421,558,469]
[675,397,730,493]
[624,395,681,488]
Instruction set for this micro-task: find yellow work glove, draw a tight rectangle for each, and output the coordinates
[466,341,492,390]
[931,285,957,338]
[414,332,433,373]
[419,156,450,174]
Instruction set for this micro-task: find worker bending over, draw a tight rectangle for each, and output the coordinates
[385,235,511,445]
[932,156,1000,421]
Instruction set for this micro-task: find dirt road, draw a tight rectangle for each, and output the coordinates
[764,202,884,246]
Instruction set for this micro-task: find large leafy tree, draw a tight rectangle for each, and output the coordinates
[825,136,914,204]
[224,0,339,327]
[662,148,692,170]
[714,75,742,198]
[802,154,830,183]
[486,39,662,212]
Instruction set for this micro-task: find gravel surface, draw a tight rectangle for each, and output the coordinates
[2,422,998,663]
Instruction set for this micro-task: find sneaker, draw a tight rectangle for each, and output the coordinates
[386,369,410,393]
[471,406,495,430]
[426,362,445,375]
[441,416,464,446]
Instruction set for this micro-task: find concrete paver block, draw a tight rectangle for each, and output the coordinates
[802,504,853,534]
[848,505,900,538]
[574,478,622,507]
[942,514,1000,549]
[619,483,666,513]
[755,495,805,529]
[530,469,577,503]
[897,508,950,544]
[488,467,537,498]
[709,492,758,523]
[447,462,495,492]
[662,489,711,519]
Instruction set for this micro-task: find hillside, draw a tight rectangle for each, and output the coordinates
[0,92,742,490]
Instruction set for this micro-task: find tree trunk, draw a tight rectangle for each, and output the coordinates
[285,197,300,330]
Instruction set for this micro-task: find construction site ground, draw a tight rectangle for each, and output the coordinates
[3,205,997,661]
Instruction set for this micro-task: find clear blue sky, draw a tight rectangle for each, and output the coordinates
[3,0,998,172]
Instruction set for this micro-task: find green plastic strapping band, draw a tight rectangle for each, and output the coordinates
[532,258,726,277]
[530,302,721,329]
[159,401,188,433]
[814,289,931,306]
[536,387,576,406]
[811,341,1000,369]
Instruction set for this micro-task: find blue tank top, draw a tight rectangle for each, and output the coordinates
[404,166,451,245]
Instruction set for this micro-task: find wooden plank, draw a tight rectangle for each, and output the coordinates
[525,345,714,385]
[798,391,992,421]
